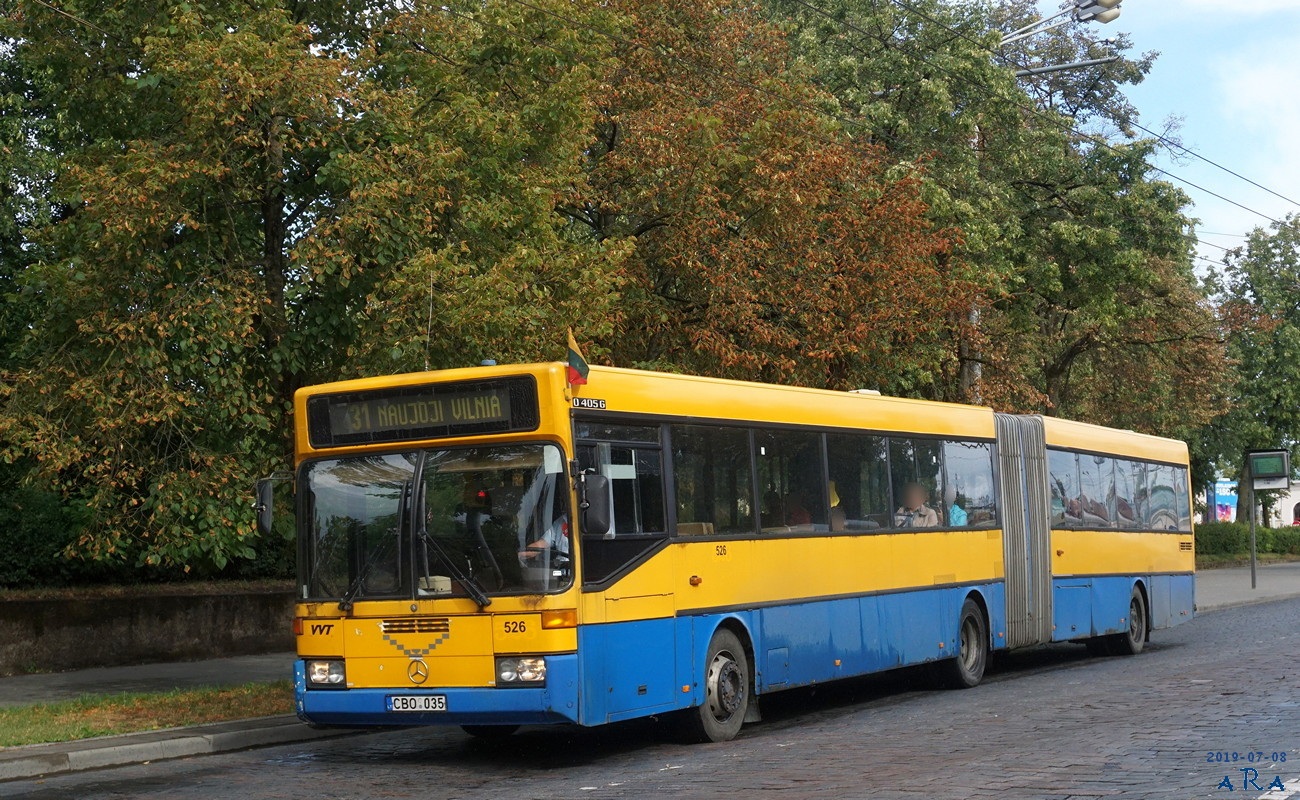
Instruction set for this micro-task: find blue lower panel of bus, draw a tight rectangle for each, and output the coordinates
[749,583,1006,694]
[1051,573,1194,642]
[294,655,582,727]
[576,583,1007,725]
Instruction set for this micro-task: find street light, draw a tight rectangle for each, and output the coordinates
[1075,0,1122,24]
[999,0,1125,48]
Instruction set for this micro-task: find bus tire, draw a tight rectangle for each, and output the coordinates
[1108,586,1147,656]
[680,628,750,743]
[461,724,519,739]
[939,598,988,689]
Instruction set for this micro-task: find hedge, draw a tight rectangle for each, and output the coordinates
[0,462,294,589]
[1195,521,1300,556]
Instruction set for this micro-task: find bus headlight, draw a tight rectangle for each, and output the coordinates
[307,660,346,688]
[496,656,546,686]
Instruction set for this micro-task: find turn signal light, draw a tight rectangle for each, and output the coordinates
[541,609,577,629]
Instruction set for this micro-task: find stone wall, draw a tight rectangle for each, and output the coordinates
[0,590,295,675]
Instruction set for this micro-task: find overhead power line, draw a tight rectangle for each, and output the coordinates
[27,0,113,37]
[1194,238,1232,253]
[1127,119,1300,210]
[866,0,1286,225]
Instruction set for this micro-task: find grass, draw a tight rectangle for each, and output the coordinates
[0,680,294,748]
[1197,552,1300,570]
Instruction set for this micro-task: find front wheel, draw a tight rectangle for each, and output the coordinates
[937,598,988,689]
[1108,586,1147,656]
[679,628,750,743]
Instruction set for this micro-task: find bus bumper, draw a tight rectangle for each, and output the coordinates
[293,655,581,727]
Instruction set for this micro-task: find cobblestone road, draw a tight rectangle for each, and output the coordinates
[5,597,1297,800]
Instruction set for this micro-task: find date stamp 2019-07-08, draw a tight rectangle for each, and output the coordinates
[1205,750,1295,793]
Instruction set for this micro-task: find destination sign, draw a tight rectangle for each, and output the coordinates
[306,377,539,448]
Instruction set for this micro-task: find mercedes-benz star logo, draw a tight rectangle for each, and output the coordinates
[407,659,429,684]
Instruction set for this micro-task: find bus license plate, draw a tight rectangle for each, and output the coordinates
[387,695,447,712]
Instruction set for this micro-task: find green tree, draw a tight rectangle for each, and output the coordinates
[765,0,1224,434]
[984,141,1224,434]
[303,1,630,375]
[0,0,625,572]
[570,0,964,392]
[1204,215,1300,518]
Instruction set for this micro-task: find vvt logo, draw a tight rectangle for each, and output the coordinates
[309,623,334,635]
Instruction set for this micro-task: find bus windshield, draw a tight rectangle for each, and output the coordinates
[301,443,572,602]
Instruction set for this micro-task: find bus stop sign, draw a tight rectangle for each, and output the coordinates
[1247,450,1291,492]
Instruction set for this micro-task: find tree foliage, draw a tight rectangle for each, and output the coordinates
[1203,216,1300,486]
[0,0,627,571]
[570,0,967,390]
[0,0,1233,575]
[767,0,1225,429]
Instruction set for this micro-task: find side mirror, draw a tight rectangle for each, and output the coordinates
[579,472,611,537]
[255,478,275,536]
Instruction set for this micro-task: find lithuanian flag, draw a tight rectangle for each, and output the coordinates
[566,329,590,386]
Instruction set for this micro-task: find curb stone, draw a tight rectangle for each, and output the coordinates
[0,715,357,782]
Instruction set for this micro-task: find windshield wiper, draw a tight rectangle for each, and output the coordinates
[418,528,492,609]
[338,480,410,613]
[412,452,492,610]
[338,535,393,613]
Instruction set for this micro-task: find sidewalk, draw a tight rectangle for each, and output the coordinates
[1194,560,1300,610]
[3,563,1300,783]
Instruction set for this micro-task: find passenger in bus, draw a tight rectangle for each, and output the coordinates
[944,484,967,527]
[829,481,847,532]
[895,483,939,528]
[762,489,811,528]
[782,491,812,526]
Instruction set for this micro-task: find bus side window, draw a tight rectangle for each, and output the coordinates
[671,425,755,535]
[1078,455,1115,528]
[1174,466,1193,532]
[1145,462,1181,531]
[1048,449,1082,525]
[826,434,890,531]
[579,443,666,536]
[756,430,827,533]
[574,423,668,586]
[942,441,996,528]
[1114,460,1144,529]
[889,438,944,528]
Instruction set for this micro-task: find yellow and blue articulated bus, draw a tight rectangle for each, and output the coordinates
[256,363,1195,742]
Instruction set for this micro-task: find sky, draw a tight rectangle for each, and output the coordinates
[1060,0,1300,267]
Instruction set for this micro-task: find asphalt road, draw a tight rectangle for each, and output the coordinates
[5,598,1297,800]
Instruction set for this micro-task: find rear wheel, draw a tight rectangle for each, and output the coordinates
[1108,586,1147,656]
[938,598,988,689]
[679,628,750,743]
[461,725,519,739]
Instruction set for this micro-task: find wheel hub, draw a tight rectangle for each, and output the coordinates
[706,651,744,721]
[960,618,979,671]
